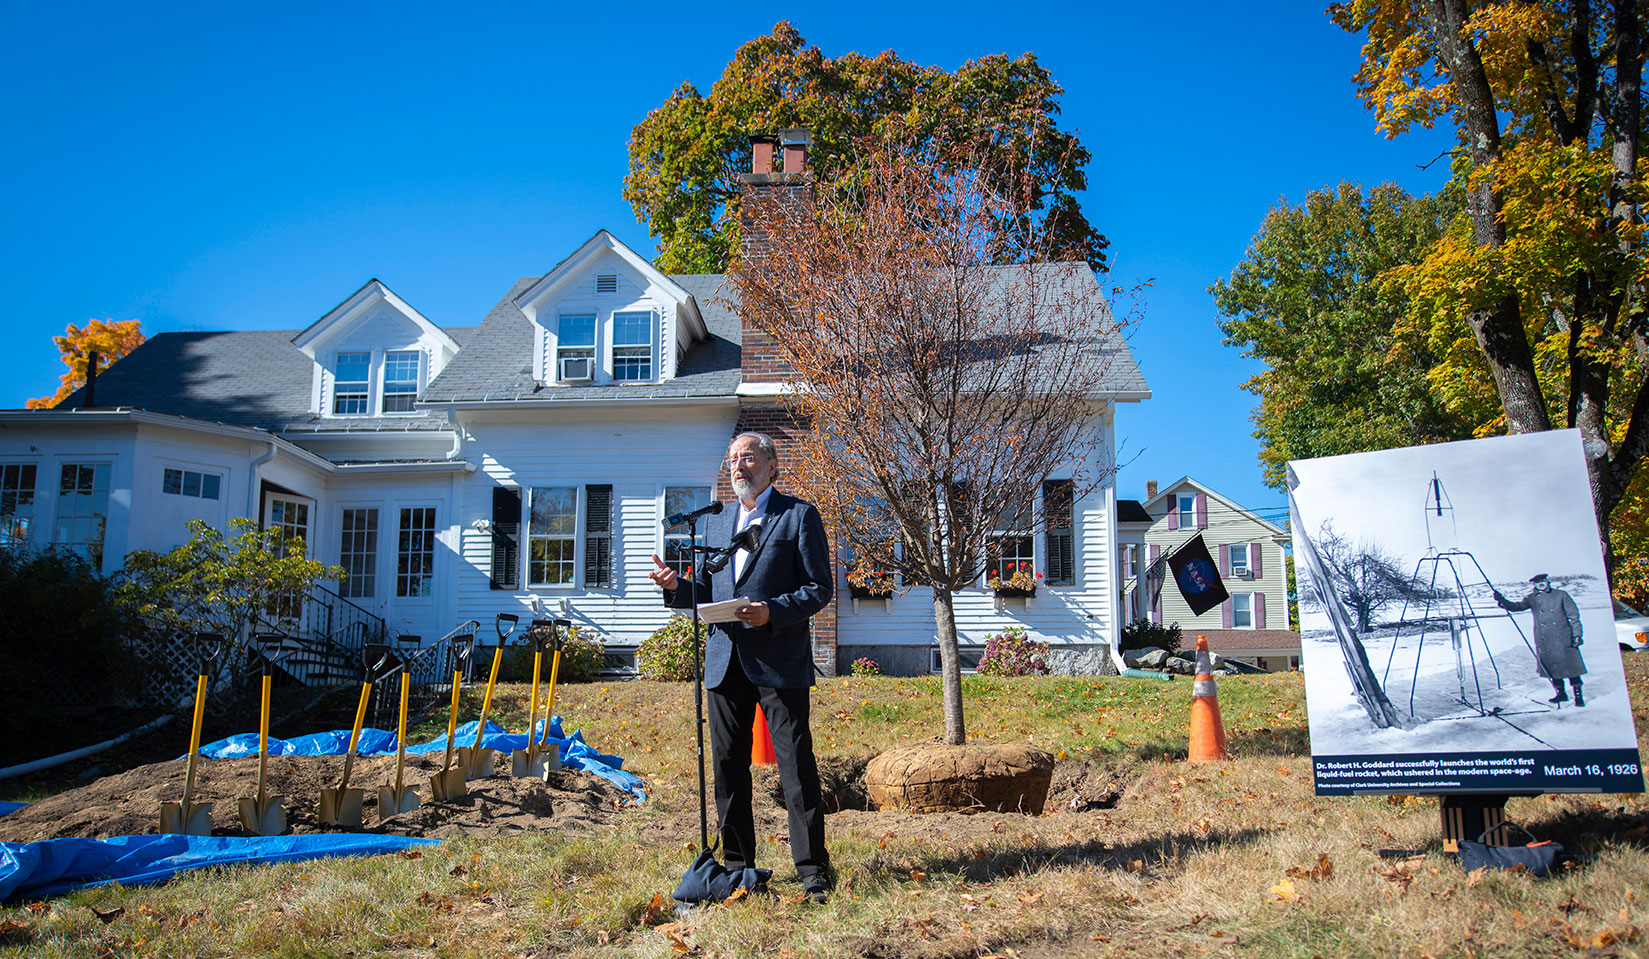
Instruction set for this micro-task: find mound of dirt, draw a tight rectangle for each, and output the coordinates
[0,749,636,842]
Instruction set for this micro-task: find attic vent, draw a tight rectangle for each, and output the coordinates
[596,274,618,294]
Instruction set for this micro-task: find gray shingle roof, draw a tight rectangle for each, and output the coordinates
[421,274,743,402]
[49,263,1145,427]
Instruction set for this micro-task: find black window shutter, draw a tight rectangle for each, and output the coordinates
[584,484,613,588]
[490,486,521,590]
[1043,479,1075,586]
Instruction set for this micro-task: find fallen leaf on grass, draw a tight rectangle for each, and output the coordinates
[724,887,749,904]
[1285,854,1333,882]
[1017,891,1044,906]
[877,832,896,849]
[1269,879,1297,903]
[1373,863,1415,894]
[92,907,124,923]
[399,849,423,859]
[1465,867,1489,888]
[910,870,927,883]
[640,893,670,926]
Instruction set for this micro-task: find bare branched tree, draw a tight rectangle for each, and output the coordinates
[1307,521,1439,633]
[729,138,1137,744]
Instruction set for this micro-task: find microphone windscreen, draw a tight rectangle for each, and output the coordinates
[709,501,725,515]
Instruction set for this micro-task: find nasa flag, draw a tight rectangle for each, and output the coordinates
[1166,534,1230,616]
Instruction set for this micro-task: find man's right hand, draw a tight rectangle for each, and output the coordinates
[649,554,680,591]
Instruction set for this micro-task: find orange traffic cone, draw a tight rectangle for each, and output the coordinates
[1188,635,1229,762]
[752,705,777,765]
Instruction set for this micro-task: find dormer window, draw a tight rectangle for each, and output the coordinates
[557,314,596,381]
[613,311,654,381]
[382,350,421,413]
[334,352,371,415]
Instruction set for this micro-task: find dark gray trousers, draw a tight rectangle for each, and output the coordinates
[706,659,828,878]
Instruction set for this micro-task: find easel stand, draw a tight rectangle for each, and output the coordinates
[1439,795,1511,852]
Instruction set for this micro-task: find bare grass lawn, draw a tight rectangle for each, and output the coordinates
[3,658,1647,958]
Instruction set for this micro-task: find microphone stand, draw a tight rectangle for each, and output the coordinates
[686,511,710,855]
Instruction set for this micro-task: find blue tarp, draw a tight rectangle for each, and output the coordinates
[0,717,646,900]
[0,834,437,901]
[194,717,645,800]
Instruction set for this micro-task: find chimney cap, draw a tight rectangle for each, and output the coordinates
[779,128,813,147]
[749,133,779,146]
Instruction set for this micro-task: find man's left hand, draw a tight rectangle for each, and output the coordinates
[735,602,770,627]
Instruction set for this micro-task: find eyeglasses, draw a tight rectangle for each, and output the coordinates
[726,453,767,468]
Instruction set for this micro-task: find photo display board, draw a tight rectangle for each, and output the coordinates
[1289,430,1644,795]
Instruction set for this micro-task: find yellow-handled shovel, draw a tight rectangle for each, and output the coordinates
[318,679,373,828]
[430,668,468,801]
[378,671,421,818]
[512,618,557,777]
[236,671,287,835]
[161,633,222,835]
[533,619,572,780]
[457,643,505,780]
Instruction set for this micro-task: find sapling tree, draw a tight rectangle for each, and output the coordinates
[729,137,1137,745]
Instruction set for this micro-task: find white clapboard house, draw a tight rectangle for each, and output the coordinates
[0,133,1150,677]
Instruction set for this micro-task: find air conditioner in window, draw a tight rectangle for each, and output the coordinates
[559,356,593,382]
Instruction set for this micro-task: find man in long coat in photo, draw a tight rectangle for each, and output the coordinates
[1495,573,1587,706]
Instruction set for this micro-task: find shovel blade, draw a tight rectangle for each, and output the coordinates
[236,795,288,836]
[429,767,468,802]
[456,747,497,780]
[318,787,364,829]
[510,746,559,779]
[159,800,213,836]
[377,785,422,819]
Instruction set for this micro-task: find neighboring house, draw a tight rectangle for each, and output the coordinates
[1128,477,1300,670]
[0,131,1149,677]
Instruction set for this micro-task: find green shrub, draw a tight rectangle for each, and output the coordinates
[637,614,705,681]
[1119,617,1183,653]
[0,547,147,745]
[500,624,605,683]
[977,627,1051,676]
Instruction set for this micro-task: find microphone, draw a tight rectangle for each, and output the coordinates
[663,500,724,530]
[703,525,762,574]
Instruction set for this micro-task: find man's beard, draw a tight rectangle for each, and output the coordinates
[732,475,755,499]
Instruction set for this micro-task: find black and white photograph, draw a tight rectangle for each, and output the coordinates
[1289,430,1645,795]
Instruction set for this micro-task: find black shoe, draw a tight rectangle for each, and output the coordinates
[1574,690,1585,707]
[801,872,833,904]
[1548,691,1569,704]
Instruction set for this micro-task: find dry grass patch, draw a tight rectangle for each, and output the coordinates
[3,660,1647,958]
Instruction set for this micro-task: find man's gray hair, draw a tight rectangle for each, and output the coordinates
[730,431,779,460]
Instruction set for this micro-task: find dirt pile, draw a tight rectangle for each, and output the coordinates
[0,750,635,842]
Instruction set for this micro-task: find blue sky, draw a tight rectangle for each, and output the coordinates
[0,2,1453,521]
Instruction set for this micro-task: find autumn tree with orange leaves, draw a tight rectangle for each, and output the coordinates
[1332,0,1649,577]
[729,140,1132,744]
[27,319,145,409]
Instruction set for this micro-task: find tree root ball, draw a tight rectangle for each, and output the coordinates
[864,741,1055,814]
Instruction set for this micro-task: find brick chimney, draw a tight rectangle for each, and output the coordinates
[738,129,813,384]
[1146,480,1158,500]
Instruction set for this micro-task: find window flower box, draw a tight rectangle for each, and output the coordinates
[988,563,1041,598]
[846,564,895,600]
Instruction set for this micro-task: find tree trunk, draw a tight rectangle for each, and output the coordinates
[932,587,965,746]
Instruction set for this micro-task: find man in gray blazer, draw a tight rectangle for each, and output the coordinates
[649,432,835,900]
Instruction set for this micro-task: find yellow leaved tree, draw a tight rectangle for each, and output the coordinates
[27,319,145,409]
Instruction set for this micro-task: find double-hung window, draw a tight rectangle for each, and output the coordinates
[1176,494,1196,529]
[1231,593,1254,628]
[381,350,420,413]
[54,463,110,567]
[985,487,1035,584]
[557,314,596,380]
[1,464,37,548]
[612,311,653,381]
[333,352,371,415]
[1229,542,1250,577]
[663,486,711,578]
[529,486,578,586]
